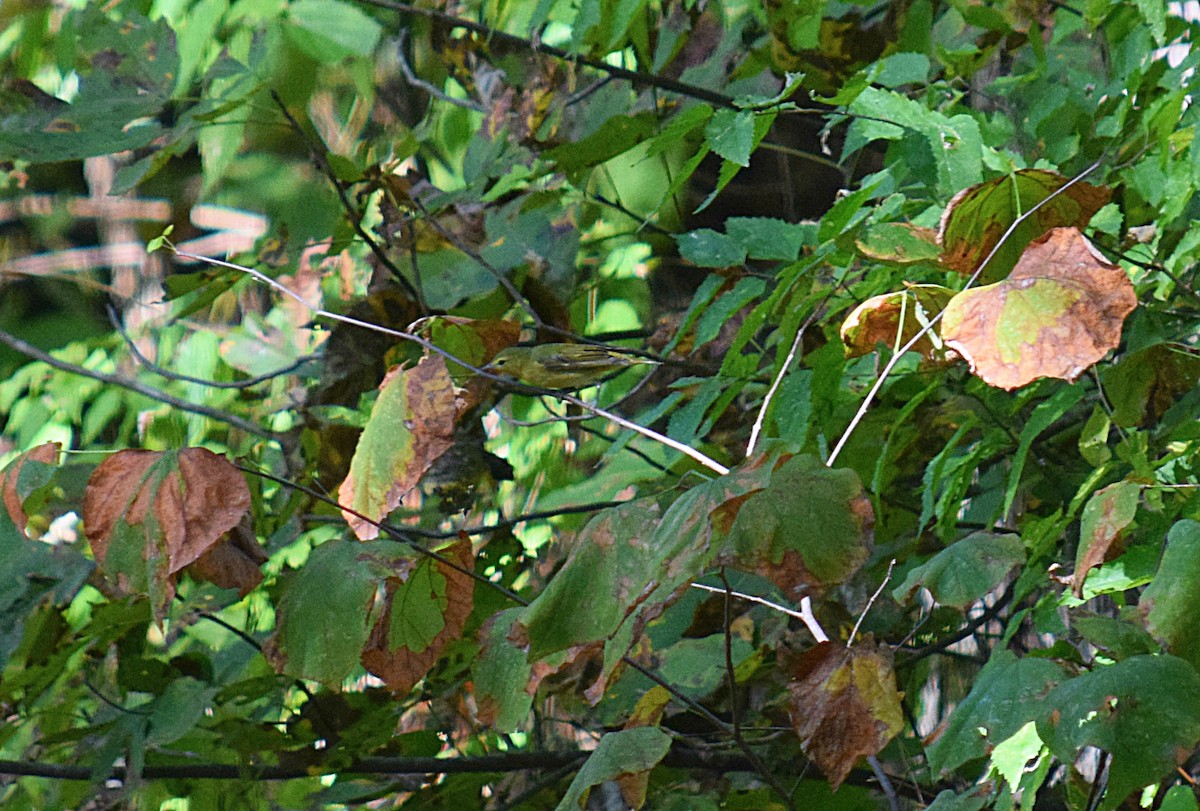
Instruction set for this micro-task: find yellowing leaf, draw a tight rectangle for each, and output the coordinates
[339,355,458,540]
[787,638,904,790]
[840,284,955,360]
[942,228,1137,390]
[855,223,941,265]
[1073,481,1140,598]
[939,169,1111,283]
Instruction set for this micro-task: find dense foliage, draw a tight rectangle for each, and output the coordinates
[3,1,1200,809]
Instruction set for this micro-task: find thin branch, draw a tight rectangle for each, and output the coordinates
[107,304,316,389]
[396,29,487,113]
[690,583,810,623]
[0,327,277,441]
[268,90,426,307]
[867,755,901,811]
[717,570,796,811]
[170,247,730,474]
[848,559,896,647]
[746,304,824,457]
[799,596,830,643]
[826,158,1105,466]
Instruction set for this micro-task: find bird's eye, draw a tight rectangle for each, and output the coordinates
[489,356,507,367]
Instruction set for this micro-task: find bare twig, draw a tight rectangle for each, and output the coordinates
[0,327,277,440]
[746,304,825,457]
[396,29,487,113]
[826,159,1105,466]
[867,755,901,811]
[269,91,426,307]
[848,559,896,647]
[799,596,829,643]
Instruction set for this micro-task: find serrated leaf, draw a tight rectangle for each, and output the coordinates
[676,229,747,267]
[787,639,904,789]
[1073,481,1140,598]
[726,217,814,261]
[704,108,756,167]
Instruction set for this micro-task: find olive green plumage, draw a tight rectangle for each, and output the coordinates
[484,343,659,390]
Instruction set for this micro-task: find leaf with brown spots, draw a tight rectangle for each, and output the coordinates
[942,228,1137,391]
[339,355,458,539]
[82,448,251,617]
[2,442,61,536]
[788,638,904,789]
[361,537,475,693]
[1073,480,1140,598]
[939,169,1111,283]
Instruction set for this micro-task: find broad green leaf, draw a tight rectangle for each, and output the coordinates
[338,356,457,540]
[1101,344,1200,428]
[286,0,382,60]
[1140,520,1200,670]
[943,228,1137,391]
[725,217,815,261]
[1072,614,1157,661]
[939,169,1111,283]
[924,789,992,811]
[555,727,671,811]
[989,721,1046,796]
[270,540,412,686]
[894,532,1024,609]
[545,111,660,177]
[1036,655,1200,810]
[724,454,874,596]
[0,5,176,162]
[926,650,1063,775]
[855,222,942,265]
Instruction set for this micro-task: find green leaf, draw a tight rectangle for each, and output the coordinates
[676,228,747,268]
[725,454,874,594]
[1140,520,1200,670]
[1037,655,1200,810]
[555,727,671,811]
[271,540,412,686]
[726,217,815,261]
[545,111,660,177]
[472,608,535,734]
[386,560,447,654]
[286,0,382,61]
[926,650,1063,775]
[704,108,756,167]
[894,532,1024,609]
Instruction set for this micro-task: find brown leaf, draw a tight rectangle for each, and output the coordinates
[187,513,266,595]
[840,284,955,360]
[82,448,251,613]
[1,442,60,536]
[787,638,904,789]
[1072,481,1140,598]
[942,228,1137,390]
[360,538,475,693]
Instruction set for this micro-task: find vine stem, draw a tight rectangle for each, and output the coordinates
[169,248,730,476]
[825,158,1105,467]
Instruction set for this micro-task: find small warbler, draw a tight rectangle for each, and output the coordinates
[484,343,659,390]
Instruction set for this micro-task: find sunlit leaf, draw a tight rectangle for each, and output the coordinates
[1073,480,1140,598]
[840,284,955,360]
[894,531,1024,609]
[942,228,1137,390]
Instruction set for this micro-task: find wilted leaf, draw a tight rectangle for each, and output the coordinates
[82,448,251,617]
[1073,481,1140,598]
[1,442,60,536]
[186,515,266,596]
[339,355,458,539]
[1037,655,1200,810]
[925,650,1063,774]
[841,284,955,360]
[942,228,1137,390]
[723,454,874,597]
[556,727,671,811]
[856,223,942,265]
[361,538,474,693]
[939,169,1111,282]
[267,540,413,686]
[787,638,904,789]
[1139,520,1200,671]
[894,531,1024,609]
